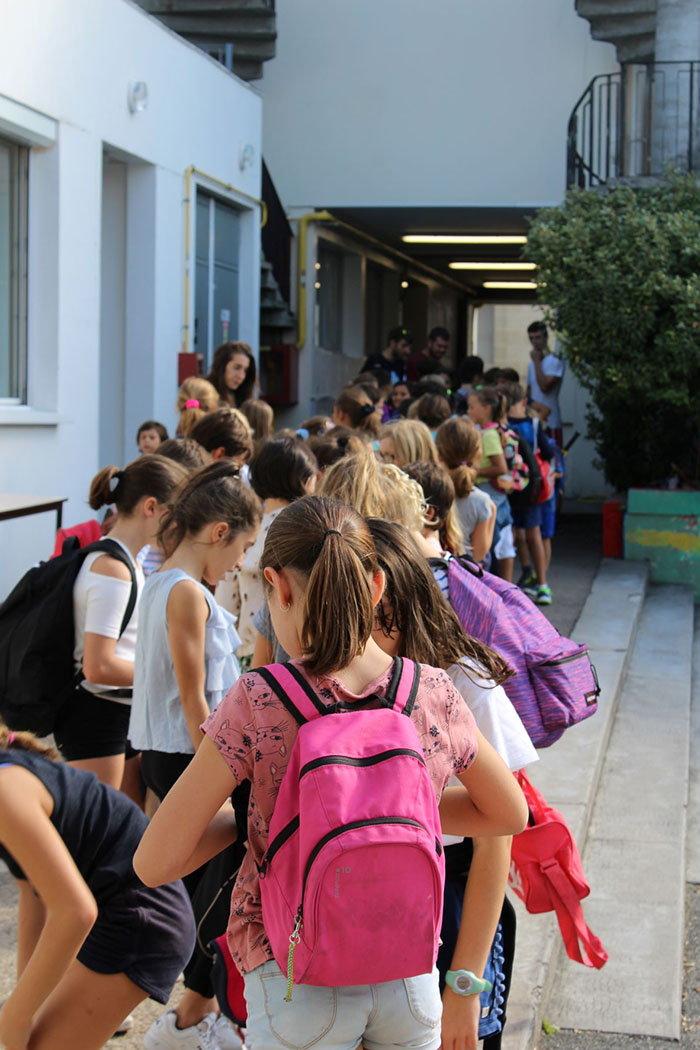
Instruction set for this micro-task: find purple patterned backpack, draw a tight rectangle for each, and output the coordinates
[430,556,600,748]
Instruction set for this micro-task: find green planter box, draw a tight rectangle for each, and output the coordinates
[624,488,700,598]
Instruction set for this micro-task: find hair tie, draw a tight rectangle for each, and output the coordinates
[296,428,309,440]
[108,470,123,494]
[324,529,342,542]
[7,732,14,745]
[185,398,200,410]
[360,403,375,418]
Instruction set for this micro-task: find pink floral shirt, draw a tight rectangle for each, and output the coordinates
[202,659,478,975]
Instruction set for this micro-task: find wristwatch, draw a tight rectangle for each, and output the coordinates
[445,969,492,996]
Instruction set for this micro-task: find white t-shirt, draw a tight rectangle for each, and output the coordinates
[443,658,538,846]
[526,352,565,429]
[72,539,143,699]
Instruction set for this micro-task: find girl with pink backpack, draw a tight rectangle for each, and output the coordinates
[135,495,527,1050]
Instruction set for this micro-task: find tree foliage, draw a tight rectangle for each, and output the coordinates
[526,174,700,489]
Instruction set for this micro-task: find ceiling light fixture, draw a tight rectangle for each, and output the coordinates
[483,281,538,290]
[402,234,527,245]
[449,262,536,271]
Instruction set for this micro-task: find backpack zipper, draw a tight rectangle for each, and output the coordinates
[298,748,425,780]
[283,816,441,1000]
[260,815,300,875]
[539,648,587,668]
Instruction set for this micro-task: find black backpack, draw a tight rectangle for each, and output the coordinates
[0,538,138,736]
[509,435,542,509]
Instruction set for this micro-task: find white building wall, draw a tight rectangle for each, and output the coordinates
[260,0,617,209]
[0,0,262,595]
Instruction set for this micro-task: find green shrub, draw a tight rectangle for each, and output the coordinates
[526,174,700,490]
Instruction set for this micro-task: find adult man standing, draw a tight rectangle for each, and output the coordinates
[406,326,451,383]
[526,321,566,447]
[362,325,413,384]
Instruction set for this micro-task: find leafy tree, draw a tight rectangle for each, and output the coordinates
[526,174,700,490]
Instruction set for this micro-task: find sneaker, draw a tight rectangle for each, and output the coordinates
[113,1013,134,1037]
[535,584,552,605]
[210,1017,245,1050]
[517,568,536,591]
[143,1010,219,1050]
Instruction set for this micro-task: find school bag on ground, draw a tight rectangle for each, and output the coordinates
[0,537,138,736]
[257,658,445,997]
[429,555,600,748]
[509,770,608,968]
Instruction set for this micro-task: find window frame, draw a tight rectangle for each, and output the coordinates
[0,136,28,405]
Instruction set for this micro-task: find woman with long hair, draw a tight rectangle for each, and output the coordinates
[207,342,257,408]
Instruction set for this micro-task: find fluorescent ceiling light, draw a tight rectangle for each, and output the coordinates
[483,281,538,290]
[449,261,536,271]
[403,234,527,245]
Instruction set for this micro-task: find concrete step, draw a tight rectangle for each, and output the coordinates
[545,583,694,1040]
[688,620,700,884]
[503,559,649,1050]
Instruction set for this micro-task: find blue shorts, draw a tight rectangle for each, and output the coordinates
[243,961,441,1050]
[540,497,556,539]
[512,504,542,530]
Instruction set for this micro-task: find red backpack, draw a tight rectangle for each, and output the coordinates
[509,771,608,969]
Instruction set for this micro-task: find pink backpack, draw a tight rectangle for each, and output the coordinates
[257,659,445,998]
[430,556,600,748]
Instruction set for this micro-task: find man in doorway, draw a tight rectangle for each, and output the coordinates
[362,325,413,384]
[526,321,566,447]
[407,326,451,383]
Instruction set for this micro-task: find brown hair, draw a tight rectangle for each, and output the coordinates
[156,438,209,471]
[301,415,333,437]
[176,377,220,438]
[207,341,257,407]
[472,385,507,423]
[190,407,254,462]
[334,386,381,436]
[308,428,365,470]
[407,392,451,429]
[0,722,60,760]
[240,399,274,442]
[404,461,465,556]
[379,419,438,467]
[250,436,318,502]
[367,518,513,686]
[435,417,481,498]
[262,495,379,676]
[88,456,188,514]
[158,461,261,555]
[137,420,168,443]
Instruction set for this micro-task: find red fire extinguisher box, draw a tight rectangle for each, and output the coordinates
[259,345,299,406]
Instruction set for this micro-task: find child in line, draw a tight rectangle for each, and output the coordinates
[0,725,194,1050]
[190,407,254,467]
[54,456,187,791]
[176,378,220,439]
[435,417,496,564]
[137,420,168,455]
[135,495,527,1050]
[378,418,438,468]
[467,388,516,581]
[129,462,261,1049]
[239,398,274,444]
[216,436,318,666]
[506,383,555,605]
[333,385,382,437]
[404,460,465,560]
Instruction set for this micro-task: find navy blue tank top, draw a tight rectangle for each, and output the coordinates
[0,749,148,903]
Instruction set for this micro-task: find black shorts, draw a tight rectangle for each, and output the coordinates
[54,685,131,761]
[78,879,195,1003]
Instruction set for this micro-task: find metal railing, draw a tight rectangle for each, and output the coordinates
[261,160,293,307]
[567,61,700,188]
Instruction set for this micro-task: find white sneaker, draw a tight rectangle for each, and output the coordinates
[143,1010,219,1050]
[210,1017,245,1050]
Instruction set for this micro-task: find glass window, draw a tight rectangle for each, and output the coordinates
[0,137,28,401]
[316,241,343,353]
[194,190,240,366]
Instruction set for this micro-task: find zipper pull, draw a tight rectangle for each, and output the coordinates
[285,910,303,1002]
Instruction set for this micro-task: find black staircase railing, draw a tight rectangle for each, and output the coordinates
[567,61,700,188]
[261,159,292,307]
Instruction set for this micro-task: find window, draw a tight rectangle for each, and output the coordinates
[316,241,343,352]
[194,190,241,366]
[0,137,28,402]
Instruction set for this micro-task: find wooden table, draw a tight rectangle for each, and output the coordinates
[0,495,67,531]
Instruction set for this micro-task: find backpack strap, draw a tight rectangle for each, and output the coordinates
[85,539,139,637]
[385,656,421,717]
[540,858,609,969]
[255,664,325,726]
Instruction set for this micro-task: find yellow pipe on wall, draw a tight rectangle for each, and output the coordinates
[183,165,268,352]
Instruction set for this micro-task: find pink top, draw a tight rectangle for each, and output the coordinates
[202,659,479,975]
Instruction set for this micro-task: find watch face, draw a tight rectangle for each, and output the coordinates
[454,973,473,993]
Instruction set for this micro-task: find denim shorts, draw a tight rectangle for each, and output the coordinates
[243,960,442,1050]
[540,496,556,540]
[511,503,542,531]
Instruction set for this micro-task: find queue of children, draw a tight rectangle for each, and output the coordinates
[0,329,572,1050]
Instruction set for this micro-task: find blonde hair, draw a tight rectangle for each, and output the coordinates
[319,444,427,531]
[0,722,59,760]
[240,399,274,442]
[379,419,438,468]
[435,417,481,498]
[176,377,220,437]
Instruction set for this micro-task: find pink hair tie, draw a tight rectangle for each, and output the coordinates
[7,732,15,745]
[185,398,200,410]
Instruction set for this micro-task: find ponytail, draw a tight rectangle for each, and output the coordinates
[176,377,220,438]
[89,456,188,514]
[334,386,381,436]
[473,385,506,423]
[262,496,379,676]
[158,460,261,556]
[0,722,59,760]
[435,418,481,499]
